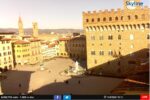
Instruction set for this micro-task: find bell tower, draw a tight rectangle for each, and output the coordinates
[32,22,39,37]
[18,16,24,36]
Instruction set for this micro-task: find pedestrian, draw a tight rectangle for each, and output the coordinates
[19,83,21,88]
[65,80,69,84]
[78,80,80,84]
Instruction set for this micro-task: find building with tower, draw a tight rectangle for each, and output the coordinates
[18,16,24,37]
[32,22,39,37]
[12,17,42,66]
[83,0,150,75]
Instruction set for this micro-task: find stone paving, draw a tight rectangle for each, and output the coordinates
[1,58,123,95]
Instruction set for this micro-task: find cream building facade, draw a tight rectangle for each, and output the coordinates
[83,0,150,75]
[57,37,70,57]
[41,42,57,60]
[0,37,14,71]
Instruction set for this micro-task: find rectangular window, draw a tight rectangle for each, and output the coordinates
[91,51,96,55]
[99,51,104,55]
[3,47,5,50]
[108,35,113,40]
[118,35,121,40]
[2,41,5,44]
[108,50,113,56]
[3,52,6,56]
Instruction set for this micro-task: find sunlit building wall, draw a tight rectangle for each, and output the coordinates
[41,43,57,60]
[29,39,42,64]
[83,0,150,74]
[57,38,70,57]
[13,40,30,65]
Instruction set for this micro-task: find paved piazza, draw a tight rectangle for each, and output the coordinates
[1,58,123,95]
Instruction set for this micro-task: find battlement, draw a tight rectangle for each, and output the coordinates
[83,6,149,15]
[83,8,122,15]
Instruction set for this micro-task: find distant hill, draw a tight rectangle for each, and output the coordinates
[0,28,83,34]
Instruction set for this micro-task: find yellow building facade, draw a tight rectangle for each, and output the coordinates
[57,38,70,57]
[29,39,42,64]
[13,40,30,65]
[83,0,150,75]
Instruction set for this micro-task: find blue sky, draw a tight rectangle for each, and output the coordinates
[0,0,149,29]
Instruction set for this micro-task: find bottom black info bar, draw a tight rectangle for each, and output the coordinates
[0,95,141,100]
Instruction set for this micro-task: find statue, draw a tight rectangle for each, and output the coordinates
[74,61,79,73]
[40,63,45,71]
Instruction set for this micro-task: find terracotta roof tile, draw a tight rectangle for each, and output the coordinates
[14,40,30,44]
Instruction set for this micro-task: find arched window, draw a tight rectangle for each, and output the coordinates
[142,23,145,29]
[133,24,136,29]
[118,35,121,40]
[97,26,100,30]
[108,50,113,56]
[117,25,120,30]
[97,18,100,22]
[135,15,138,19]
[147,34,150,39]
[86,19,89,22]
[121,25,124,29]
[109,17,112,21]
[103,17,106,21]
[121,16,123,20]
[128,15,131,20]
[99,50,104,55]
[115,17,118,21]
[147,23,150,28]
[108,34,113,40]
[92,18,94,22]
